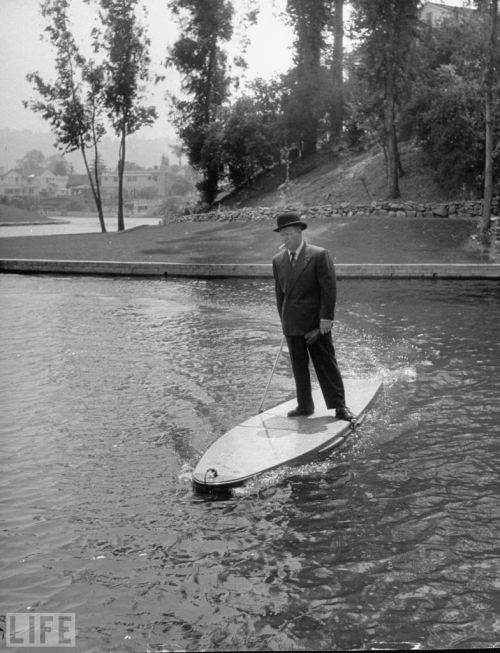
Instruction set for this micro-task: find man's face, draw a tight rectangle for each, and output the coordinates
[279,226,303,251]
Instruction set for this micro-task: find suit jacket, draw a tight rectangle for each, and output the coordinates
[272,242,337,336]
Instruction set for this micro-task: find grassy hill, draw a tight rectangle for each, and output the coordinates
[0,204,46,223]
[219,142,461,209]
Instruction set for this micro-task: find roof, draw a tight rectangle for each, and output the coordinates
[421,1,465,9]
[421,2,474,18]
[67,174,91,186]
[0,168,23,178]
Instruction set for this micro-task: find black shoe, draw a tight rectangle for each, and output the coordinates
[335,406,357,422]
[287,407,314,417]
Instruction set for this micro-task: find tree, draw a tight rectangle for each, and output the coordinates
[123,161,145,171]
[285,0,330,156]
[350,0,420,198]
[25,0,107,231]
[410,65,484,191]
[221,93,282,188]
[330,0,344,146]
[407,6,500,204]
[17,150,46,176]
[92,0,157,230]
[169,145,183,168]
[167,0,234,207]
[479,0,499,245]
[46,154,73,176]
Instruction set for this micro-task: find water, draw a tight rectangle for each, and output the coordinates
[0,216,160,238]
[1,275,499,651]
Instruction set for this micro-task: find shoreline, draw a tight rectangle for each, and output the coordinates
[0,215,498,278]
[0,219,70,227]
[2,259,500,279]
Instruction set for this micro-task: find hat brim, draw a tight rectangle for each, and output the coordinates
[274,221,308,232]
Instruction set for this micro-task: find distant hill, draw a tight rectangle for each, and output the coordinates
[0,128,180,174]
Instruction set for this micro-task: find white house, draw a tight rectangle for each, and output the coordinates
[421,2,473,25]
[35,169,68,196]
[0,168,68,197]
[0,169,25,196]
[101,168,161,200]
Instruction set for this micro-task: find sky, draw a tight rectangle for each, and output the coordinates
[0,0,294,140]
[0,0,464,145]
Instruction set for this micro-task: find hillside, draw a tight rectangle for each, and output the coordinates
[219,142,461,209]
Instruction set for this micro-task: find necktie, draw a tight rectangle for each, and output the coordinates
[290,251,296,267]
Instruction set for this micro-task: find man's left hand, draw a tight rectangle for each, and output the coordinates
[319,319,333,334]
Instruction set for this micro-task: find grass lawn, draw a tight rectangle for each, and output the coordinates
[0,215,485,264]
[0,205,64,225]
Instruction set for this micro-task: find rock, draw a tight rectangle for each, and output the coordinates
[433,204,449,217]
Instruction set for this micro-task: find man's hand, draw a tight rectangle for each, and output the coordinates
[304,328,320,345]
[319,319,333,334]
[305,320,333,345]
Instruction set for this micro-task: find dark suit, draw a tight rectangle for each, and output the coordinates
[272,243,346,412]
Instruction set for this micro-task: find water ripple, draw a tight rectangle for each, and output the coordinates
[1,276,499,650]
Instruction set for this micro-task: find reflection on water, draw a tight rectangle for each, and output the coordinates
[1,275,499,651]
[0,215,160,237]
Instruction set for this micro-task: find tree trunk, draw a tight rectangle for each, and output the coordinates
[481,79,493,245]
[479,0,497,245]
[117,129,126,231]
[91,121,106,232]
[205,159,220,206]
[301,116,318,157]
[80,144,106,233]
[385,79,400,199]
[330,0,344,146]
[92,158,106,233]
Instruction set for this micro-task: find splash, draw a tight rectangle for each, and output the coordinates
[177,462,195,485]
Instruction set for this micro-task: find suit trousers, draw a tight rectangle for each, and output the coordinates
[286,332,346,411]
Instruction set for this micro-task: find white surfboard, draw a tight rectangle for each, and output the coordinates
[192,377,382,491]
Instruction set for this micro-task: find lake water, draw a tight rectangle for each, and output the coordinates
[1,275,499,651]
[0,216,160,238]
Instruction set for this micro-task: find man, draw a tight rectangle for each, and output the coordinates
[272,211,356,422]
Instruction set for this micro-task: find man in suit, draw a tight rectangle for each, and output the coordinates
[272,211,356,422]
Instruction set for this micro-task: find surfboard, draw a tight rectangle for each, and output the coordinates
[192,377,382,491]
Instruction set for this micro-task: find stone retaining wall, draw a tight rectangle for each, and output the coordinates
[164,199,499,224]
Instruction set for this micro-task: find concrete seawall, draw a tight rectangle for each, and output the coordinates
[1,258,499,279]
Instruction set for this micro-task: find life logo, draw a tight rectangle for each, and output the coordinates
[4,613,76,647]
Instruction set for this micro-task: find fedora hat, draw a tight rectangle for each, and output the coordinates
[273,212,308,232]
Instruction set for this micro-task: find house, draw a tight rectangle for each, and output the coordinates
[0,169,25,196]
[101,167,162,201]
[67,174,92,197]
[421,2,474,26]
[35,169,68,196]
[0,168,68,197]
[100,158,184,202]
